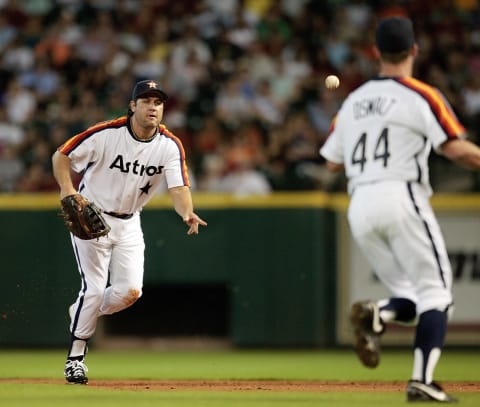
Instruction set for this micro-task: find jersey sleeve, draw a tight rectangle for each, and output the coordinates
[57,117,126,174]
[398,78,466,151]
[428,89,466,151]
[319,113,345,164]
[160,126,190,188]
[58,131,100,174]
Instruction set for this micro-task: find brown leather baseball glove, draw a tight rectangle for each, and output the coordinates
[60,194,111,240]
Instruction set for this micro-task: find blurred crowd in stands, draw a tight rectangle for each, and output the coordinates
[1,0,480,195]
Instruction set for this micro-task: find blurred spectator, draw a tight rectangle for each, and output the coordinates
[269,57,304,108]
[0,105,24,146]
[0,144,24,191]
[252,78,284,127]
[34,9,81,68]
[20,0,54,17]
[170,21,212,71]
[146,16,171,59]
[244,40,276,82]
[224,6,257,51]
[18,56,61,102]
[215,73,254,129]
[215,158,272,197]
[204,0,238,27]
[462,75,480,136]
[2,0,29,29]
[131,47,167,81]
[15,161,57,192]
[0,13,17,53]
[306,87,342,138]
[1,34,35,72]
[463,75,480,117]
[199,149,272,197]
[76,25,109,66]
[166,48,210,102]
[197,153,226,191]
[4,78,36,125]
[256,2,292,47]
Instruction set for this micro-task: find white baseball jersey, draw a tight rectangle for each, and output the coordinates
[59,116,190,214]
[320,76,465,314]
[320,77,465,195]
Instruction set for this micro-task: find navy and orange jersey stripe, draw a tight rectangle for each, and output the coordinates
[59,116,128,155]
[327,114,338,136]
[396,77,465,139]
[159,124,190,187]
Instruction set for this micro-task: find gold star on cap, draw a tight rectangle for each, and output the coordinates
[147,81,158,89]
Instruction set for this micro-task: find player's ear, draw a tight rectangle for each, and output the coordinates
[411,43,419,57]
[129,100,136,112]
[373,46,381,60]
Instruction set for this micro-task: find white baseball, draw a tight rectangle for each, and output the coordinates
[325,75,340,89]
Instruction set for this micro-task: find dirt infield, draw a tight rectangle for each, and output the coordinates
[90,380,480,393]
[2,379,480,392]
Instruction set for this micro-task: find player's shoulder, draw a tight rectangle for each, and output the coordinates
[158,124,187,154]
[77,116,128,140]
[394,77,438,94]
[59,116,128,153]
[394,77,456,113]
[158,124,174,138]
[355,76,437,95]
[87,116,128,134]
[158,124,182,144]
[360,76,448,108]
[390,77,450,108]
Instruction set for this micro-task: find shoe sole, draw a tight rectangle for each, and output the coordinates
[407,381,458,403]
[407,394,457,403]
[350,302,380,368]
[66,378,88,385]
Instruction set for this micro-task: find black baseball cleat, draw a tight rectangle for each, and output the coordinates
[64,359,88,384]
[407,380,458,403]
[350,300,385,368]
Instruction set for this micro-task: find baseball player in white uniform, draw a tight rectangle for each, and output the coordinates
[320,17,480,403]
[52,79,207,384]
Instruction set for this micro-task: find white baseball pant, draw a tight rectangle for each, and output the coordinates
[347,181,453,315]
[69,214,145,339]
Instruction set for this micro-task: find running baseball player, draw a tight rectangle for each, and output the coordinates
[52,79,207,384]
[320,17,480,403]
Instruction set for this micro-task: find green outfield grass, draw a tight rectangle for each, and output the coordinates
[0,348,479,407]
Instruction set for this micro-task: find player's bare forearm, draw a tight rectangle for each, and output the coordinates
[441,138,480,170]
[52,150,77,198]
[325,160,345,173]
[168,186,194,217]
[168,186,207,235]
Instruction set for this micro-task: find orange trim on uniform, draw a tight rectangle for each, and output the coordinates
[397,78,465,138]
[327,114,338,136]
[159,124,190,187]
[59,117,128,155]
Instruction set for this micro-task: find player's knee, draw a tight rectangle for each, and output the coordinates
[121,287,142,308]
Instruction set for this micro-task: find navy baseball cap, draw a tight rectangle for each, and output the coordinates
[375,16,415,53]
[132,80,168,101]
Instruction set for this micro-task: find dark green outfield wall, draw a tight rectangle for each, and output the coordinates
[0,193,338,348]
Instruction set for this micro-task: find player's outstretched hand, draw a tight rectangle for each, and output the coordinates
[183,213,207,235]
